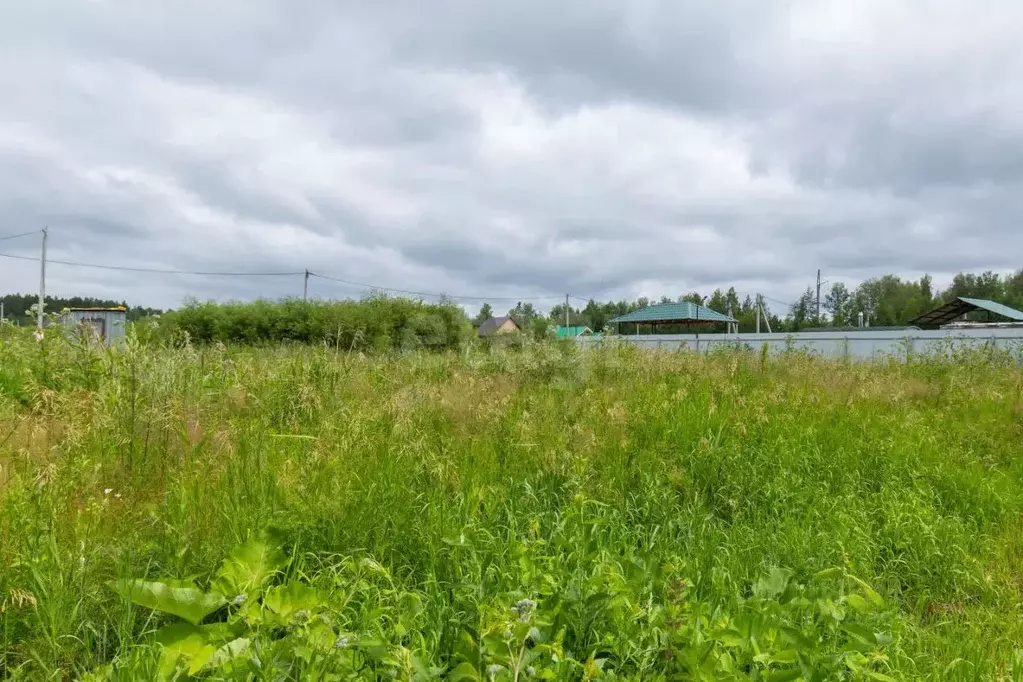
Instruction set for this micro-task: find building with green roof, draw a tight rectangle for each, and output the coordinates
[609,302,737,334]
[555,325,594,338]
[909,297,1023,329]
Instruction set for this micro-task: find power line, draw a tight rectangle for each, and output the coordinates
[0,251,302,276]
[0,250,578,302]
[0,244,606,305]
[308,271,564,302]
[0,230,40,243]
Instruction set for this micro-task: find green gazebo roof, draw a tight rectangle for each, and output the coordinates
[609,302,736,325]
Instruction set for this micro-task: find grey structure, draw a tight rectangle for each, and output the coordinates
[910,297,1023,328]
[576,328,1023,361]
[59,307,127,345]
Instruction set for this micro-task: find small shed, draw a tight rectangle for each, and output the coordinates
[555,325,594,338]
[60,307,127,345]
[909,297,1023,330]
[610,302,737,334]
[477,316,519,337]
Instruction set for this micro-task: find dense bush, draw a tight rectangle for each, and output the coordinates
[157,297,473,350]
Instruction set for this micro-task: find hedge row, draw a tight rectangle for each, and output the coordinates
[156,298,473,351]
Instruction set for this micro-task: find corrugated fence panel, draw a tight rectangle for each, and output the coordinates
[576,328,1023,361]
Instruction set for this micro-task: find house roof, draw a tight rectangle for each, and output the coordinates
[476,316,518,336]
[609,302,736,325]
[555,326,592,337]
[67,306,127,313]
[909,297,1023,328]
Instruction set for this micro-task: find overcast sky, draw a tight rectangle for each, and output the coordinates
[1,1,1022,313]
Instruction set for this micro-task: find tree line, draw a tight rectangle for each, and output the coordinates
[5,267,1023,344]
[0,293,162,323]
[478,269,1023,335]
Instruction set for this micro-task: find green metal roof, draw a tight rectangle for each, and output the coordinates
[609,302,736,325]
[909,297,1023,328]
[555,326,593,337]
[960,297,1023,320]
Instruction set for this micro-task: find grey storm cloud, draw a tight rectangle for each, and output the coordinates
[1,0,1023,312]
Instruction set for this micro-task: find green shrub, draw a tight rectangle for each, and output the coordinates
[155,297,473,351]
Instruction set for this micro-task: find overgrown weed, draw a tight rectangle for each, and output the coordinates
[0,331,1021,679]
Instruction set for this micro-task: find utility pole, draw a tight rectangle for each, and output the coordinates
[37,227,47,337]
[816,269,822,324]
[565,294,570,330]
[758,295,772,334]
[303,269,310,301]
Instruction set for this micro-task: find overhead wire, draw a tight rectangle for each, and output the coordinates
[0,251,303,276]
[308,271,565,302]
[0,230,40,243]
[0,250,571,301]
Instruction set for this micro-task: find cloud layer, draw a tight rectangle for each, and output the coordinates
[2,1,1022,312]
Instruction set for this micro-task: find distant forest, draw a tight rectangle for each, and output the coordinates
[496,270,1023,335]
[0,294,162,323]
[4,268,1023,335]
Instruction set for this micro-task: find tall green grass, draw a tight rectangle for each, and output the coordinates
[1,329,1022,680]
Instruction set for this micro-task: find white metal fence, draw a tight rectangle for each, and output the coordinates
[576,328,1023,361]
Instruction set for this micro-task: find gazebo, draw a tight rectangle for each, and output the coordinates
[909,297,1023,329]
[610,302,737,334]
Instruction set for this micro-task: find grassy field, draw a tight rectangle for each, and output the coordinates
[1,332,1022,680]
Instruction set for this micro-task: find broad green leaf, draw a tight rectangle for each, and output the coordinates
[352,637,390,660]
[186,645,218,675]
[110,579,227,625]
[446,661,480,681]
[845,594,871,613]
[152,622,206,648]
[814,567,844,580]
[767,669,802,682]
[150,623,212,678]
[778,626,814,650]
[209,637,252,672]
[754,567,792,599]
[768,650,799,665]
[214,537,287,597]
[843,624,881,652]
[264,582,320,620]
[846,575,885,608]
[709,627,745,647]
[305,619,337,651]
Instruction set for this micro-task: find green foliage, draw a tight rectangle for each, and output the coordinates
[473,303,495,327]
[156,297,472,350]
[109,580,227,626]
[91,536,898,679]
[2,338,1023,679]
